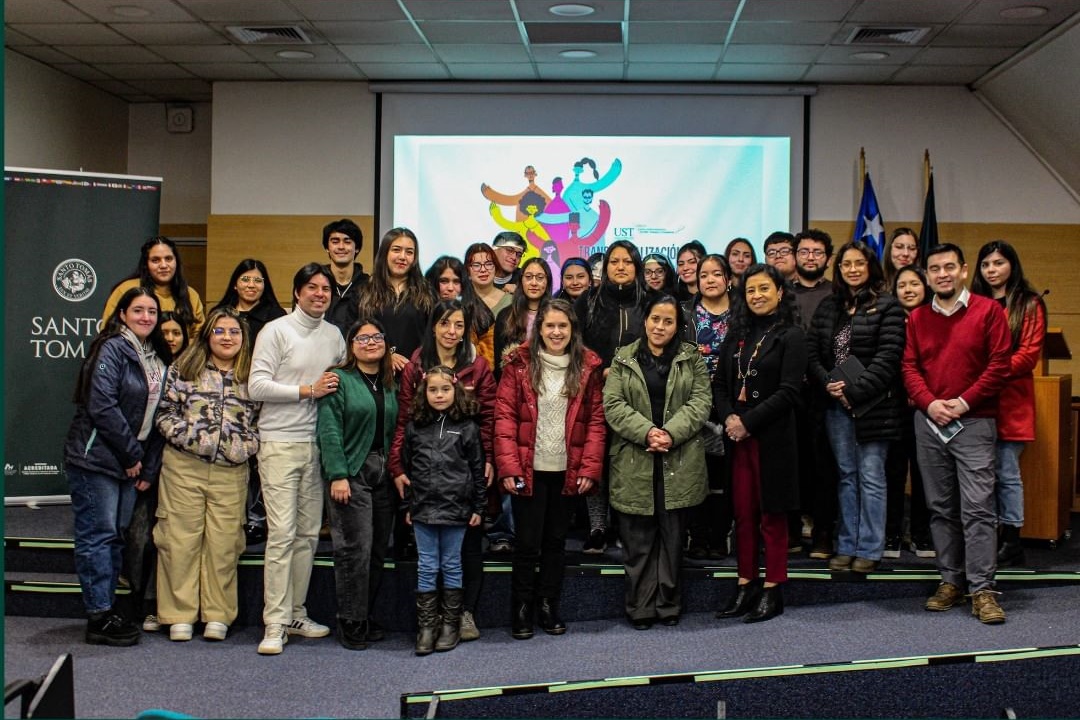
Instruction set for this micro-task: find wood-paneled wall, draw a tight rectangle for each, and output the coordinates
[813,221,1080,381]
[205,215,376,308]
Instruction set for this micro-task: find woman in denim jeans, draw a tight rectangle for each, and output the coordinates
[317,318,398,650]
[807,242,906,574]
[64,287,170,646]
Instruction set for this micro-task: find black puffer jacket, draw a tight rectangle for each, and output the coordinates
[575,283,650,369]
[806,291,906,444]
[403,415,486,525]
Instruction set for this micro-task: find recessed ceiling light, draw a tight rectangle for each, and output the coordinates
[109,5,152,17]
[559,49,597,59]
[549,4,595,17]
[851,51,889,60]
[999,5,1049,19]
[275,50,315,59]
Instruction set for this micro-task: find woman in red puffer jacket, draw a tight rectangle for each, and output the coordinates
[494,298,606,641]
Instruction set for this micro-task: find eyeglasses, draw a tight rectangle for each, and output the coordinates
[238,276,264,285]
[469,261,495,271]
[353,333,386,345]
[840,260,869,270]
[497,247,523,257]
[522,273,547,283]
[643,268,667,278]
[211,327,243,337]
[765,248,793,259]
[797,249,826,259]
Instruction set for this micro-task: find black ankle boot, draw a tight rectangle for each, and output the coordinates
[743,584,784,623]
[716,580,761,619]
[537,597,566,635]
[997,525,1026,566]
[512,600,534,640]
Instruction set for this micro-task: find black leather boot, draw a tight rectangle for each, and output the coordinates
[997,525,1026,566]
[415,591,440,655]
[537,597,567,635]
[716,580,761,619]
[511,599,534,640]
[435,588,463,652]
[744,584,784,623]
[337,618,368,651]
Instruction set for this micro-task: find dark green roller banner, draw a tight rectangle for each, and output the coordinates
[4,167,162,502]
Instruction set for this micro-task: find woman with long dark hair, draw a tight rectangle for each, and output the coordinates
[317,318,398,649]
[674,240,707,302]
[495,298,606,638]
[214,258,286,339]
[884,265,934,559]
[154,306,260,642]
[425,255,496,368]
[575,239,652,553]
[390,300,497,640]
[882,228,920,290]
[643,253,677,295]
[494,257,553,377]
[713,264,805,623]
[807,241,906,574]
[556,257,592,303]
[683,254,735,560]
[971,240,1047,566]
[357,227,435,373]
[66,287,170,646]
[604,293,711,628]
[725,238,757,286]
[103,236,205,335]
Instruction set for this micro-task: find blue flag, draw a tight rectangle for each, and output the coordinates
[853,172,885,259]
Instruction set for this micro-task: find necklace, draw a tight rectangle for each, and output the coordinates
[735,323,776,402]
[360,370,379,393]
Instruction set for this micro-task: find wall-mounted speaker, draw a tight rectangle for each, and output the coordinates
[166,105,193,133]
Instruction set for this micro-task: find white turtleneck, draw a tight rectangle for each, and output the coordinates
[248,307,346,440]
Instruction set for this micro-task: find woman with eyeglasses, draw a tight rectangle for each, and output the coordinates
[390,299,497,641]
[214,259,287,548]
[214,259,286,340]
[883,228,921,291]
[807,242,905,574]
[425,256,496,369]
[642,254,676,295]
[153,307,260,642]
[316,318,399,650]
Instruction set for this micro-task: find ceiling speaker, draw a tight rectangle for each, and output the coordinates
[166,106,193,134]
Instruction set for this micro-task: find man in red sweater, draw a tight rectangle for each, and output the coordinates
[902,243,1011,623]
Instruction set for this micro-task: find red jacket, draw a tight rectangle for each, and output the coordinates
[996,298,1046,442]
[494,346,606,496]
[389,346,496,479]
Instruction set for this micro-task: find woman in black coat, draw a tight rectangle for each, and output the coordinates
[713,264,805,623]
[806,241,905,574]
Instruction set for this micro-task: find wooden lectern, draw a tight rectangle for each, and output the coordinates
[1019,328,1072,544]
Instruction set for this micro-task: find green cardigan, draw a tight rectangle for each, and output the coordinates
[602,340,711,516]
[316,367,398,481]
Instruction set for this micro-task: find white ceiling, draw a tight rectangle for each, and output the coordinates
[5,0,1080,103]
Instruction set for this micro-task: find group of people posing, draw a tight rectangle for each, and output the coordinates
[65,220,1045,657]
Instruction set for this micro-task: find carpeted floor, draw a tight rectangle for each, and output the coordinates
[6,583,1080,719]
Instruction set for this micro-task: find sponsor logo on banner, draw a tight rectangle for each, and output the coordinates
[53,259,97,302]
[4,463,16,477]
[21,462,62,476]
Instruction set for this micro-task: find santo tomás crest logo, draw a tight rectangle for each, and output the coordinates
[53,259,97,302]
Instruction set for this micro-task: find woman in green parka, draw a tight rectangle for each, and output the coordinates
[603,293,711,629]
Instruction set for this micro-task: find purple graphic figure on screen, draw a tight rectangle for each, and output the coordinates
[563,157,621,237]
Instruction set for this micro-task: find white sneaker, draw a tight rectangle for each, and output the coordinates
[142,614,161,632]
[203,621,228,641]
[169,623,193,642]
[287,617,330,638]
[258,623,288,655]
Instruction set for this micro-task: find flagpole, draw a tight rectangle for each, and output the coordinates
[923,149,931,195]
[859,147,866,196]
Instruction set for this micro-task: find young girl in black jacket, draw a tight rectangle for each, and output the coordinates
[402,366,486,655]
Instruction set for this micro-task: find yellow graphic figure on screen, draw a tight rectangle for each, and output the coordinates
[488,198,548,263]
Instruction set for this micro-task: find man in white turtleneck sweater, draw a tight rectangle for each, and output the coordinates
[248,263,346,655]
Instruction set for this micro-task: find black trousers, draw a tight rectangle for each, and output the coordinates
[617,469,688,621]
[462,523,484,613]
[688,453,732,550]
[792,399,838,539]
[121,484,158,617]
[511,470,570,601]
[885,408,931,539]
[326,451,394,623]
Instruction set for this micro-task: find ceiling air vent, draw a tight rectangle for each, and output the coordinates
[226,25,313,45]
[845,26,930,45]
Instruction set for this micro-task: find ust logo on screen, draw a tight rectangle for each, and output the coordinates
[52,258,97,302]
